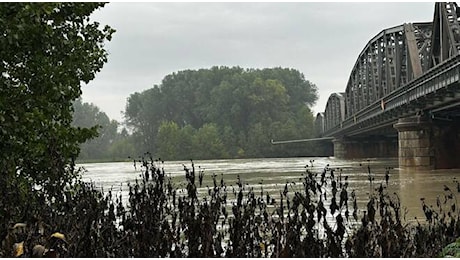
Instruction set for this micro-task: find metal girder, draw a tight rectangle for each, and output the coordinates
[323,54,460,138]
[317,3,460,140]
[413,22,433,72]
[340,22,433,125]
[316,3,460,142]
[271,137,334,145]
[430,2,460,66]
[323,93,345,132]
[404,23,424,78]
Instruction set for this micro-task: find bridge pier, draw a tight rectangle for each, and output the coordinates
[332,136,398,159]
[394,116,460,170]
[394,116,433,170]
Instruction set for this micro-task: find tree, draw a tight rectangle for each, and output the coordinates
[109,136,136,161]
[178,124,196,159]
[124,66,318,159]
[72,98,119,160]
[156,121,182,160]
[125,86,165,154]
[0,2,114,202]
[192,123,228,159]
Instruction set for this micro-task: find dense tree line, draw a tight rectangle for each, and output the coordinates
[125,66,326,160]
[71,98,134,161]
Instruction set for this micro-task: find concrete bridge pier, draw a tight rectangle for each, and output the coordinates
[394,116,460,170]
[332,136,398,159]
[393,116,433,170]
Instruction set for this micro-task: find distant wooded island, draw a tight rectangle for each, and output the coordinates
[73,66,331,161]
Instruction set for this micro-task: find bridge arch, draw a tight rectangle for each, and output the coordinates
[324,92,345,132]
[318,2,460,137]
[284,3,460,168]
[344,22,432,119]
[317,3,460,169]
[315,112,325,136]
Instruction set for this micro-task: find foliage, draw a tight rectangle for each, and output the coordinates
[72,98,119,160]
[124,86,164,155]
[107,129,136,161]
[155,121,228,160]
[440,238,460,257]
[72,98,134,161]
[0,1,114,241]
[125,67,321,159]
[156,121,183,159]
[193,123,228,159]
[2,159,460,257]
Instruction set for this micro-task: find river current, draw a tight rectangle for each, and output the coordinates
[80,157,460,222]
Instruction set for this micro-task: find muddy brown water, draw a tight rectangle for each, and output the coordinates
[80,157,460,223]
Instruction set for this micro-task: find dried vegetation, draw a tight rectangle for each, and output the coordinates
[1,157,460,257]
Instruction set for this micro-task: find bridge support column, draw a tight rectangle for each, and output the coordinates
[332,139,346,158]
[394,116,433,170]
[332,136,398,159]
[394,116,460,170]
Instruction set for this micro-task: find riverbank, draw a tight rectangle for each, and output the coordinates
[3,158,459,257]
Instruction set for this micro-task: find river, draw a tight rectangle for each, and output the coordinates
[80,156,460,223]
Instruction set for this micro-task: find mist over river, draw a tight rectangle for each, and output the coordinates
[80,157,460,222]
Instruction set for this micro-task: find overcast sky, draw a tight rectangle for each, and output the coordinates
[82,2,435,123]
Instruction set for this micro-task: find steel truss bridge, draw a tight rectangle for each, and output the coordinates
[316,2,460,139]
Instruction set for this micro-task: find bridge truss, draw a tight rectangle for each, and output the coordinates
[319,2,460,138]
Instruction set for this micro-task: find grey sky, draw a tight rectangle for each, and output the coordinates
[82,2,435,123]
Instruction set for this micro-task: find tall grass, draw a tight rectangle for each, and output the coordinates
[1,156,459,257]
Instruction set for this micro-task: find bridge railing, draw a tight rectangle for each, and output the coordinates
[386,54,460,111]
[324,54,460,137]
